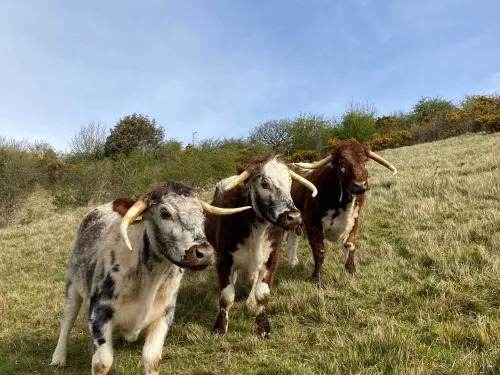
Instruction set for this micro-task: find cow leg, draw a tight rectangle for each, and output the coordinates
[89,301,114,375]
[306,224,326,286]
[254,247,280,339]
[212,261,237,336]
[51,282,83,367]
[142,307,174,375]
[287,230,300,267]
[344,197,364,274]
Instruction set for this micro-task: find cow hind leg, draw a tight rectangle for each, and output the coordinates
[287,231,300,267]
[51,282,83,367]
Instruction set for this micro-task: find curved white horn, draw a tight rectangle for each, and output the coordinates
[289,169,318,197]
[199,200,251,215]
[295,155,333,169]
[120,200,148,251]
[223,170,252,191]
[366,151,397,175]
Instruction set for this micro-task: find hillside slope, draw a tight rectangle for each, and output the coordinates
[1,133,499,375]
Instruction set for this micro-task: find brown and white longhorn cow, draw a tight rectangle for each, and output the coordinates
[51,181,249,375]
[287,140,397,284]
[205,156,317,338]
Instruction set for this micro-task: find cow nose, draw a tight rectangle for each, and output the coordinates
[184,244,215,270]
[353,181,367,194]
[287,211,302,223]
[278,210,302,230]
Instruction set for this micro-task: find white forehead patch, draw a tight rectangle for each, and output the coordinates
[262,158,291,189]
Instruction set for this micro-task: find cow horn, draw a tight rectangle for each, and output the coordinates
[223,170,252,191]
[366,151,397,175]
[199,200,252,215]
[288,169,318,197]
[295,155,333,169]
[120,200,148,251]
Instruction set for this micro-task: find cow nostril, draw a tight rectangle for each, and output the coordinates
[195,249,205,259]
[287,212,300,221]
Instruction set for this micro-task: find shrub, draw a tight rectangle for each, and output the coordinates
[474,114,500,132]
[0,139,45,226]
[286,150,320,163]
[370,131,413,151]
[327,137,342,150]
[334,102,377,143]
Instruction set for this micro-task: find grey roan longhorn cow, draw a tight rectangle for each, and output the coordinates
[287,140,397,284]
[51,181,250,375]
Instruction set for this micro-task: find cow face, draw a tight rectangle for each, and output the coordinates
[332,141,370,195]
[243,157,302,230]
[143,184,214,271]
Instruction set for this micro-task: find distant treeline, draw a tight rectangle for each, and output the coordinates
[1,94,499,226]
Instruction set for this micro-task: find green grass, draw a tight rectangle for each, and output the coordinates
[1,133,500,374]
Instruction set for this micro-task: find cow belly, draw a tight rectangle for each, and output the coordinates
[321,199,359,243]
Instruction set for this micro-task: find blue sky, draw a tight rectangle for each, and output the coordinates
[1,0,499,151]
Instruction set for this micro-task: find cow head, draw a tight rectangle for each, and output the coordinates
[223,156,317,230]
[295,140,397,195]
[120,181,250,270]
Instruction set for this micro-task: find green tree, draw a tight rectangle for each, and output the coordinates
[412,95,456,117]
[334,102,377,143]
[104,113,164,157]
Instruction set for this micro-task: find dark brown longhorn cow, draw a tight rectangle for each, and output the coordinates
[287,140,397,285]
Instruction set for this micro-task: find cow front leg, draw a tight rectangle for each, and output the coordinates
[51,282,83,367]
[212,266,237,336]
[344,199,363,274]
[142,308,173,375]
[287,230,300,267]
[89,302,114,375]
[306,224,326,286]
[254,247,279,339]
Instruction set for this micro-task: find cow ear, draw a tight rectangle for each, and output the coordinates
[236,163,246,174]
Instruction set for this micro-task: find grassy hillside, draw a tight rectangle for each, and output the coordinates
[1,133,499,375]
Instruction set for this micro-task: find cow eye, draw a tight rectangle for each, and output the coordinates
[160,209,173,221]
[261,181,271,191]
[340,165,346,173]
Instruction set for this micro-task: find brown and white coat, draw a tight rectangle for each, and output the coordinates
[287,140,397,284]
[205,156,317,338]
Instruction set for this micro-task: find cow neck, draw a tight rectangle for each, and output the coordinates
[138,228,176,277]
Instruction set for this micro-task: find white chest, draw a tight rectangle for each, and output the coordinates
[321,198,359,243]
[232,223,273,281]
[112,270,183,340]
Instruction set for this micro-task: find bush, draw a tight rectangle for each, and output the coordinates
[0,139,45,226]
[474,114,500,132]
[334,102,377,143]
[370,130,413,151]
[286,150,320,163]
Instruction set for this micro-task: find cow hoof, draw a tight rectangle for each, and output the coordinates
[211,327,227,337]
[311,274,321,287]
[255,323,271,339]
[256,330,271,339]
[345,261,356,275]
[50,357,66,367]
[289,258,299,267]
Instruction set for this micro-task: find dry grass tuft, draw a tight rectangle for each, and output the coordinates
[1,133,500,374]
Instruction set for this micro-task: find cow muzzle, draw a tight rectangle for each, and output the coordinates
[352,181,368,194]
[276,210,303,230]
[181,244,215,271]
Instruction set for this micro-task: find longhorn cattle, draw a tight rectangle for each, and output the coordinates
[51,181,250,375]
[205,156,317,338]
[287,140,397,284]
